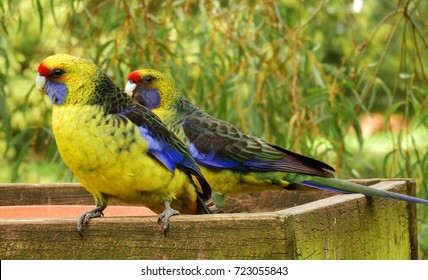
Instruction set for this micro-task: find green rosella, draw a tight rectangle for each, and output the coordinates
[36,55,211,235]
[125,69,428,208]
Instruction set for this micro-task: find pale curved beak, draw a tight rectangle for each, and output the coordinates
[125,80,137,96]
[36,73,46,91]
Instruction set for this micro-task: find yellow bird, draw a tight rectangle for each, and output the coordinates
[36,54,211,235]
[125,69,428,208]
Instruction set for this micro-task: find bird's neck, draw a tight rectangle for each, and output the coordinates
[151,96,195,142]
[88,74,133,114]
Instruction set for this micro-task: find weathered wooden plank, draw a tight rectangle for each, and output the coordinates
[0,179,384,210]
[281,180,417,260]
[219,188,336,213]
[0,182,335,211]
[0,179,417,260]
[0,183,93,206]
[0,213,289,260]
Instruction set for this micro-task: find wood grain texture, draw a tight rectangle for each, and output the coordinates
[0,183,93,206]
[0,179,418,260]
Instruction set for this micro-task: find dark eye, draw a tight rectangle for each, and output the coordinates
[143,75,156,84]
[52,69,64,79]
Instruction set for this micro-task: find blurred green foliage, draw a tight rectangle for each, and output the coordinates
[0,0,427,258]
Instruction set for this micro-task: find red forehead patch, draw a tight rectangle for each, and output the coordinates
[38,63,50,77]
[127,71,142,83]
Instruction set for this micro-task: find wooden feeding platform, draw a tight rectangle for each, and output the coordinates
[0,179,419,260]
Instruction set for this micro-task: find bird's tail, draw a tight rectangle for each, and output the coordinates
[288,175,428,205]
[196,192,212,214]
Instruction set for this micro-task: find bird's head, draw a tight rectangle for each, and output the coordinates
[36,54,107,106]
[125,69,180,110]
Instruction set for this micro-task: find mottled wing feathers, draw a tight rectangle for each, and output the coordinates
[268,144,335,173]
[180,101,334,178]
[120,103,211,200]
[127,69,333,179]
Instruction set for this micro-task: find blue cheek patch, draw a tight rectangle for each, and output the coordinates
[45,81,67,105]
[135,88,160,109]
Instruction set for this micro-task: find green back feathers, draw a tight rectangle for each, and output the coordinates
[92,73,134,114]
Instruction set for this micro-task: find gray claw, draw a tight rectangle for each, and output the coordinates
[77,205,104,237]
[158,201,180,236]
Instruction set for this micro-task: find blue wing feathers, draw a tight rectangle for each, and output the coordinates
[188,142,325,173]
[138,125,186,171]
[189,143,240,169]
[118,102,211,200]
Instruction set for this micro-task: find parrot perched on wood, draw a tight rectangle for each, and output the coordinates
[35,54,212,236]
[125,69,428,208]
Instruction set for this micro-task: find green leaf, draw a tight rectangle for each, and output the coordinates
[35,0,43,32]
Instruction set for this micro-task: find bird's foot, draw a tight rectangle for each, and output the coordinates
[77,205,105,237]
[157,201,180,236]
[208,204,221,212]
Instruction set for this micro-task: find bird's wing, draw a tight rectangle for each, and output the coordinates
[182,110,334,178]
[119,103,211,200]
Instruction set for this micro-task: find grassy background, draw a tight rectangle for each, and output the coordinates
[1,0,427,258]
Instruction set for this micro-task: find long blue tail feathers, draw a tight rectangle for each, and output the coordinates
[300,177,428,205]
